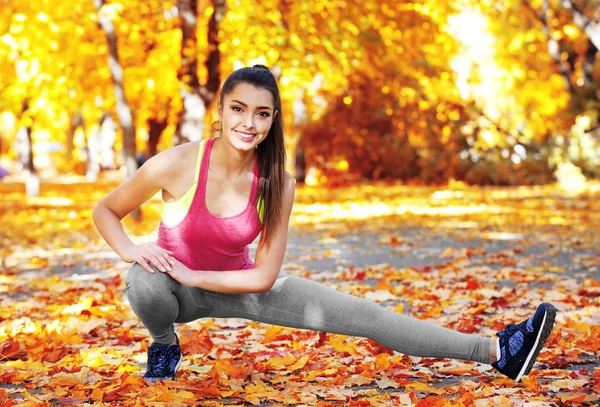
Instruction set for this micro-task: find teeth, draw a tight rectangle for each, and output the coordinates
[236,130,256,139]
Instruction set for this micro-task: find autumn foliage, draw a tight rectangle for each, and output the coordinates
[0,0,598,187]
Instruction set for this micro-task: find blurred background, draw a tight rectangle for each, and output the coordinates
[1,4,600,404]
[0,0,598,194]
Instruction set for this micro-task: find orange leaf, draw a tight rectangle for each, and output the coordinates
[404,382,444,394]
[262,325,285,343]
[557,393,587,404]
[374,353,391,370]
[90,387,104,402]
[521,375,540,392]
[43,346,69,363]
[415,396,448,407]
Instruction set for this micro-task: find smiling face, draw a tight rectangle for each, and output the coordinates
[218,82,278,151]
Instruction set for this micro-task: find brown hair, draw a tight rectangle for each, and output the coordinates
[217,65,286,249]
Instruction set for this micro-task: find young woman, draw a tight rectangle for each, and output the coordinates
[93,65,556,383]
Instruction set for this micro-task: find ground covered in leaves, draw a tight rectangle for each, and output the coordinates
[1,178,599,406]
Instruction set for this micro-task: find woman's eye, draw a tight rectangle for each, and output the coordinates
[231,106,269,117]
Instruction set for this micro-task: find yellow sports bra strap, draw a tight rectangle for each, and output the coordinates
[257,195,265,223]
[193,139,207,184]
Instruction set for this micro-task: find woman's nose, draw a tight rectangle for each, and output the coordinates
[244,113,255,128]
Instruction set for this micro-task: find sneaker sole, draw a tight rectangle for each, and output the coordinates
[515,303,556,382]
[174,352,183,375]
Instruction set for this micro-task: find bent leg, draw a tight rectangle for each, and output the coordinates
[191,274,490,363]
[125,263,182,344]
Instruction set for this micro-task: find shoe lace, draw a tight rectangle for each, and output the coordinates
[497,322,525,339]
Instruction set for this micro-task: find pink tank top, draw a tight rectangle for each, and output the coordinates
[156,137,263,271]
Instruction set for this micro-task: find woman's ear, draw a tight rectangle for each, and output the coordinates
[217,103,223,120]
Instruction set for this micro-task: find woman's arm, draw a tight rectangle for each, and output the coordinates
[166,174,296,293]
[92,150,179,273]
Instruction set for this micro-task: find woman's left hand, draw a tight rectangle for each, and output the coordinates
[165,258,199,287]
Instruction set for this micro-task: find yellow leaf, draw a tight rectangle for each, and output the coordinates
[404,382,444,394]
[265,353,296,369]
[117,362,140,373]
[328,334,358,355]
[303,367,338,381]
[262,325,284,343]
[374,353,391,370]
[27,256,49,268]
[61,297,94,315]
[244,382,280,405]
[80,348,120,368]
[286,355,309,372]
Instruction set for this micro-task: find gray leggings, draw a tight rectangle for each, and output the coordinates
[125,263,490,364]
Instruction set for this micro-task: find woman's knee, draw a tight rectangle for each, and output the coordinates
[125,263,174,298]
[125,263,180,326]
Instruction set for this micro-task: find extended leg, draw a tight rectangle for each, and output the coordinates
[183,273,490,363]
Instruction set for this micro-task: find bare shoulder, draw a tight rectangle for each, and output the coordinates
[282,171,296,204]
[284,171,296,187]
[95,142,200,219]
[142,142,197,184]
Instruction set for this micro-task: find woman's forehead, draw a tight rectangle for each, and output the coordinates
[226,83,274,106]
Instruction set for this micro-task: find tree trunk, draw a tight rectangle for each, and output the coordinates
[174,0,225,145]
[99,114,117,170]
[147,117,167,157]
[16,125,39,197]
[292,89,307,183]
[86,113,106,182]
[522,0,575,94]
[203,0,225,103]
[94,0,139,219]
[294,147,306,184]
[67,110,84,163]
[560,0,600,51]
[16,101,39,197]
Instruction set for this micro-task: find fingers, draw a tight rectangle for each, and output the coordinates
[127,243,176,274]
[152,245,175,267]
[140,246,176,273]
[137,257,156,274]
[146,253,172,273]
[162,251,176,267]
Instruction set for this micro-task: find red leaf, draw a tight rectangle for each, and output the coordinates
[415,396,447,407]
[0,340,27,361]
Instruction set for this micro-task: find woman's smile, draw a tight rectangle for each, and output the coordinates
[234,129,258,142]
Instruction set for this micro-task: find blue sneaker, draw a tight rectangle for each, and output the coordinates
[492,302,556,382]
[144,335,183,382]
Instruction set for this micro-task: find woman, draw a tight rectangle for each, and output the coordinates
[92,65,556,383]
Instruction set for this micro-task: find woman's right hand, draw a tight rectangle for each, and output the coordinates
[119,243,176,273]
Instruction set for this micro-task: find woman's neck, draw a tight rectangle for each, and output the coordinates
[211,137,255,179]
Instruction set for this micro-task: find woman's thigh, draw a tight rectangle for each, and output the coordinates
[175,272,379,335]
[172,272,295,323]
